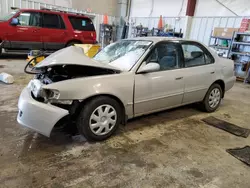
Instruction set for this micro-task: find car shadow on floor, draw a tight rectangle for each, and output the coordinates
[17,104,203,155]
[118,104,203,133]
[41,104,203,140]
[16,104,203,158]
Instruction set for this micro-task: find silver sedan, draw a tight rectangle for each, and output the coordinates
[17,37,236,141]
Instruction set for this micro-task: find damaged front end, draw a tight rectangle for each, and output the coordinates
[25,46,121,105]
[29,64,120,103]
[18,46,122,136]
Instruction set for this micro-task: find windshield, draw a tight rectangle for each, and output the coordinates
[0,11,18,21]
[93,40,152,71]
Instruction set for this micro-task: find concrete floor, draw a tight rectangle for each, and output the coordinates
[0,57,250,188]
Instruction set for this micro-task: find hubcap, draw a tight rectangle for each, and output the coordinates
[208,88,221,108]
[89,104,117,136]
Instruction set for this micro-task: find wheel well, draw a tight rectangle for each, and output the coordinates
[76,94,126,124]
[213,80,225,98]
[66,40,82,47]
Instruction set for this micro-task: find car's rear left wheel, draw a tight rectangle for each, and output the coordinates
[200,83,222,112]
[77,96,122,141]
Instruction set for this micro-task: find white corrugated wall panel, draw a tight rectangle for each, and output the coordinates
[189,16,250,45]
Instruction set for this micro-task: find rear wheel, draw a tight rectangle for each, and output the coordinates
[77,96,122,141]
[200,83,222,112]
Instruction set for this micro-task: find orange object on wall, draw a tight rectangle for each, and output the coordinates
[103,14,108,24]
[158,15,163,30]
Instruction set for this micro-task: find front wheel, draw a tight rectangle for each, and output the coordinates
[77,96,122,141]
[200,83,222,112]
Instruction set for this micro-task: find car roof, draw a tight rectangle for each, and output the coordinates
[19,8,90,18]
[125,36,198,43]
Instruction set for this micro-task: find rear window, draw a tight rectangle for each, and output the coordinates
[68,16,95,31]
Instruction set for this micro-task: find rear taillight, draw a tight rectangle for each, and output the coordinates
[91,32,96,40]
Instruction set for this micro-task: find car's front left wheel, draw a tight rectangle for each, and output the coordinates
[77,96,122,141]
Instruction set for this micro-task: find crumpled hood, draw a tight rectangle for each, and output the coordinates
[35,46,121,71]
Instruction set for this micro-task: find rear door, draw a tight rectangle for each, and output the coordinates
[8,11,43,49]
[40,13,68,50]
[68,16,96,44]
[180,42,216,104]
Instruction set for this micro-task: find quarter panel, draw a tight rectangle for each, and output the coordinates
[215,56,235,91]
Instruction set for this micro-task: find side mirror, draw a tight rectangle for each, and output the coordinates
[10,18,19,26]
[137,62,160,74]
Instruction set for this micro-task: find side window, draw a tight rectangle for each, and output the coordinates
[68,16,95,31]
[17,12,41,27]
[43,13,61,29]
[182,43,213,67]
[146,42,180,71]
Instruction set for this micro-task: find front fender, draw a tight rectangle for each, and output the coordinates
[43,72,134,116]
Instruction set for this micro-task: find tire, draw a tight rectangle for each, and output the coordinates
[77,96,122,141]
[66,41,81,47]
[200,83,222,112]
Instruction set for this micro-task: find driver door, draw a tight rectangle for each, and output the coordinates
[134,41,185,116]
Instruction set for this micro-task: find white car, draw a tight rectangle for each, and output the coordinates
[17,37,236,141]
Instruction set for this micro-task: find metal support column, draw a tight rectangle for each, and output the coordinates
[186,0,197,16]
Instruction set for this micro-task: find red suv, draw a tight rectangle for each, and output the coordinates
[0,8,96,54]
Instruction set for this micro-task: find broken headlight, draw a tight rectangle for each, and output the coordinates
[46,89,73,105]
[28,79,44,98]
[46,89,60,99]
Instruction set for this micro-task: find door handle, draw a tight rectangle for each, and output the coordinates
[210,71,215,74]
[175,77,183,80]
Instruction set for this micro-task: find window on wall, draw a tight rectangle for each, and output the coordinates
[182,43,214,67]
[43,13,65,29]
[17,12,41,27]
[68,16,95,31]
[146,42,181,71]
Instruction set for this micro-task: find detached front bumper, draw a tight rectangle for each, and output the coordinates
[17,87,69,137]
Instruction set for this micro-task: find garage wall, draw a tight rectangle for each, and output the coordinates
[130,0,188,17]
[189,16,250,45]
[31,0,72,8]
[72,0,118,16]
[195,0,250,16]
[130,0,250,17]
[0,0,72,16]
